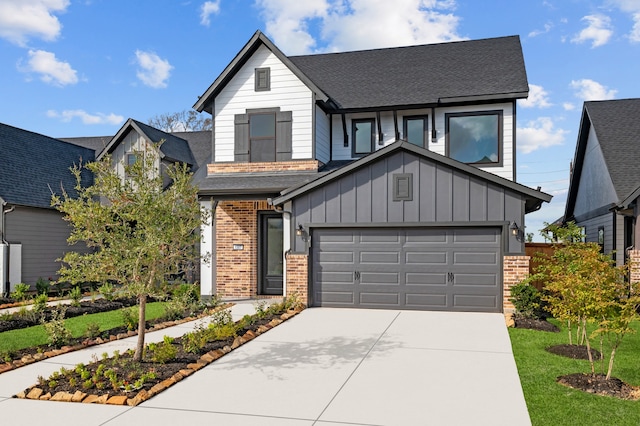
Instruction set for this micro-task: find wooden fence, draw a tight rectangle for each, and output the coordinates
[524,242,561,290]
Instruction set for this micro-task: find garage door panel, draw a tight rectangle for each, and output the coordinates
[453,251,498,266]
[453,228,500,243]
[312,227,502,312]
[453,294,498,309]
[360,292,399,306]
[405,293,448,308]
[360,251,400,264]
[317,251,355,263]
[405,251,448,264]
[404,228,448,243]
[453,273,498,286]
[405,273,447,285]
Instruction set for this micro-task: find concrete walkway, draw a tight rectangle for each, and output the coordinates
[0,307,530,426]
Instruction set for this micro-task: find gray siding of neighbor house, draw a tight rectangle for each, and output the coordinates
[573,126,617,219]
[289,151,524,253]
[4,206,89,286]
[577,212,614,254]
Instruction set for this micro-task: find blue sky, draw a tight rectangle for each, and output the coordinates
[1,0,639,238]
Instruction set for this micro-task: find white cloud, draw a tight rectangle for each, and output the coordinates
[46,109,124,125]
[0,0,69,46]
[519,84,552,108]
[563,102,576,111]
[570,78,617,101]
[256,0,463,55]
[200,1,221,26]
[134,50,173,88]
[20,49,78,86]
[528,23,552,38]
[571,14,613,47]
[630,12,640,42]
[517,117,568,154]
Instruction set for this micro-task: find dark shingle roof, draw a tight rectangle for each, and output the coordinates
[129,120,196,166]
[195,31,529,113]
[584,99,640,201]
[59,136,111,153]
[198,172,321,196]
[171,130,211,183]
[287,36,529,110]
[0,123,94,209]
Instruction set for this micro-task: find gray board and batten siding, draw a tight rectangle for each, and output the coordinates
[287,149,526,254]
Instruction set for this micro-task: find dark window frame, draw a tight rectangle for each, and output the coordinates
[403,115,428,148]
[255,67,271,92]
[445,110,503,167]
[351,118,376,157]
[249,110,277,162]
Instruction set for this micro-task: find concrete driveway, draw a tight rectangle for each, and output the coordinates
[120,308,530,425]
[1,307,530,425]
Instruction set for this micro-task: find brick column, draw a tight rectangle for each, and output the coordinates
[503,256,530,313]
[629,250,640,284]
[285,253,308,305]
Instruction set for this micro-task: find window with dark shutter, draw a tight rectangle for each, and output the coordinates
[234,108,292,162]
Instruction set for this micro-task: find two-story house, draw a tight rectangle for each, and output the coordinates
[193,31,551,313]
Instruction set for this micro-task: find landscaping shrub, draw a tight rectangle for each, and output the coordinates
[35,277,50,296]
[68,286,82,307]
[147,335,177,363]
[98,282,116,301]
[10,283,30,303]
[510,281,546,319]
[43,306,72,348]
[121,307,139,331]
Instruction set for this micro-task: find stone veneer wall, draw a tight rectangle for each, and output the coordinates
[208,160,320,174]
[215,200,275,298]
[629,250,640,284]
[285,253,308,305]
[503,255,530,313]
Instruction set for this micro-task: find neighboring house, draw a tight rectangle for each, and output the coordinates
[564,98,640,265]
[0,123,94,293]
[193,30,551,313]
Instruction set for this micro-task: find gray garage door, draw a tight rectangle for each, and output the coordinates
[311,227,502,312]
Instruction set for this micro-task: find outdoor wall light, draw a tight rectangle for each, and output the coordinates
[510,222,519,236]
[296,224,305,237]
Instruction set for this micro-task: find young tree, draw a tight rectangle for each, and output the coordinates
[52,146,209,361]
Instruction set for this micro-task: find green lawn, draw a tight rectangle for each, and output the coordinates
[509,320,640,426]
[0,302,167,354]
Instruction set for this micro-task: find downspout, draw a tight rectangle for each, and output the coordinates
[1,199,15,297]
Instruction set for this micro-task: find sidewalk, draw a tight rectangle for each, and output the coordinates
[0,300,264,426]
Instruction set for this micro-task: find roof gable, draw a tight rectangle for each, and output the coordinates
[194,30,329,114]
[565,98,640,217]
[0,122,94,209]
[273,140,550,213]
[98,119,196,166]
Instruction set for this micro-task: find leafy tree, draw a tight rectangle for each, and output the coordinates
[147,110,212,132]
[52,146,209,361]
[535,237,638,378]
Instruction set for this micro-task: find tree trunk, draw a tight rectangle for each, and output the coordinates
[606,347,617,380]
[583,318,595,374]
[133,293,147,362]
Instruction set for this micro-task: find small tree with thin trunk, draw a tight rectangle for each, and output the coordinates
[52,145,208,361]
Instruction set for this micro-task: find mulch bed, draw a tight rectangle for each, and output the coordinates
[558,373,640,400]
[546,344,601,360]
[14,308,303,406]
[513,315,560,332]
[0,303,227,374]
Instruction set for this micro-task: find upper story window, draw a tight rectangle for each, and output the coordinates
[255,67,270,91]
[403,116,428,148]
[233,108,292,163]
[352,118,375,157]
[445,111,502,166]
[249,112,276,162]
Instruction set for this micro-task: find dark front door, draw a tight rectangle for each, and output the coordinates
[259,213,283,295]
